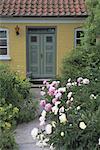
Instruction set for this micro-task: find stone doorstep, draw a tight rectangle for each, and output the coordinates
[31,84,43,88]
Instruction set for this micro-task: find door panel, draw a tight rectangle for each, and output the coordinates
[29,34,41,78]
[28,31,56,78]
[43,34,56,77]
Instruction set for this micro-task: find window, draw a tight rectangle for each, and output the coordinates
[75,28,84,47]
[0,28,10,60]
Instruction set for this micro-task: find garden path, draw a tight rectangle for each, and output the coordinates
[15,88,49,150]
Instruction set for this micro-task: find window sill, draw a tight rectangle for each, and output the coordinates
[0,56,11,60]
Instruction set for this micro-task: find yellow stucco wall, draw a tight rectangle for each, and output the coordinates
[0,23,83,78]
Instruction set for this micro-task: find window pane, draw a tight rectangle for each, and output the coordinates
[46,36,53,42]
[76,39,81,45]
[0,39,7,46]
[76,31,84,38]
[31,36,37,42]
[0,31,7,38]
[0,48,7,55]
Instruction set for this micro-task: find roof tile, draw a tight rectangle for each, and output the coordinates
[0,0,87,17]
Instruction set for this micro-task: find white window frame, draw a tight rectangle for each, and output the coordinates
[0,28,11,60]
[74,28,83,48]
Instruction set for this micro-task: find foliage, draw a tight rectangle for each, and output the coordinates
[61,0,100,84]
[31,79,100,150]
[0,64,37,123]
[0,131,18,150]
[18,98,38,123]
[0,98,19,150]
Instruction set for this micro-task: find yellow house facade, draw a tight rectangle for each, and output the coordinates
[0,0,87,79]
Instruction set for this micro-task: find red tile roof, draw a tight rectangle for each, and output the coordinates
[0,0,87,17]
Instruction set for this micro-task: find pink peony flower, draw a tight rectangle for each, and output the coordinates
[52,98,58,104]
[77,77,83,84]
[46,83,50,89]
[55,92,62,99]
[45,103,52,112]
[51,81,57,86]
[40,100,46,107]
[48,86,56,96]
[54,90,58,96]
[43,80,47,85]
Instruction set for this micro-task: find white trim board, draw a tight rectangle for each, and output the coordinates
[0,17,86,24]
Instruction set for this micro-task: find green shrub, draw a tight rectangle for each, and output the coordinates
[32,79,100,150]
[0,98,19,150]
[17,98,38,123]
[0,64,37,123]
[61,0,100,85]
[0,131,18,150]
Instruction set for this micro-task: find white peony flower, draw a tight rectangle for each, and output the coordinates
[67,92,72,100]
[45,124,52,134]
[61,132,64,137]
[41,110,46,117]
[70,97,74,102]
[66,82,72,88]
[59,106,64,114]
[82,78,90,84]
[98,138,100,145]
[42,138,49,146]
[43,138,49,143]
[68,78,71,82]
[90,94,97,100]
[40,120,46,126]
[58,87,66,93]
[55,101,61,106]
[52,105,59,115]
[50,143,55,150]
[51,81,57,86]
[79,122,87,130]
[57,80,60,84]
[41,86,45,90]
[51,121,56,128]
[90,94,95,99]
[39,116,45,122]
[40,91,46,96]
[66,100,70,105]
[31,128,38,139]
[37,135,40,140]
[71,82,77,86]
[77,106,81,110]
[59,113,67,124]
[40,134,44,140]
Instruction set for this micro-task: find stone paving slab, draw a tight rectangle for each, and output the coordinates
[15,119,49,150]
[18,143,49,150]
[15,88,49,150]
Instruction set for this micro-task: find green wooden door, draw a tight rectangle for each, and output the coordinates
[28,33,56,78]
